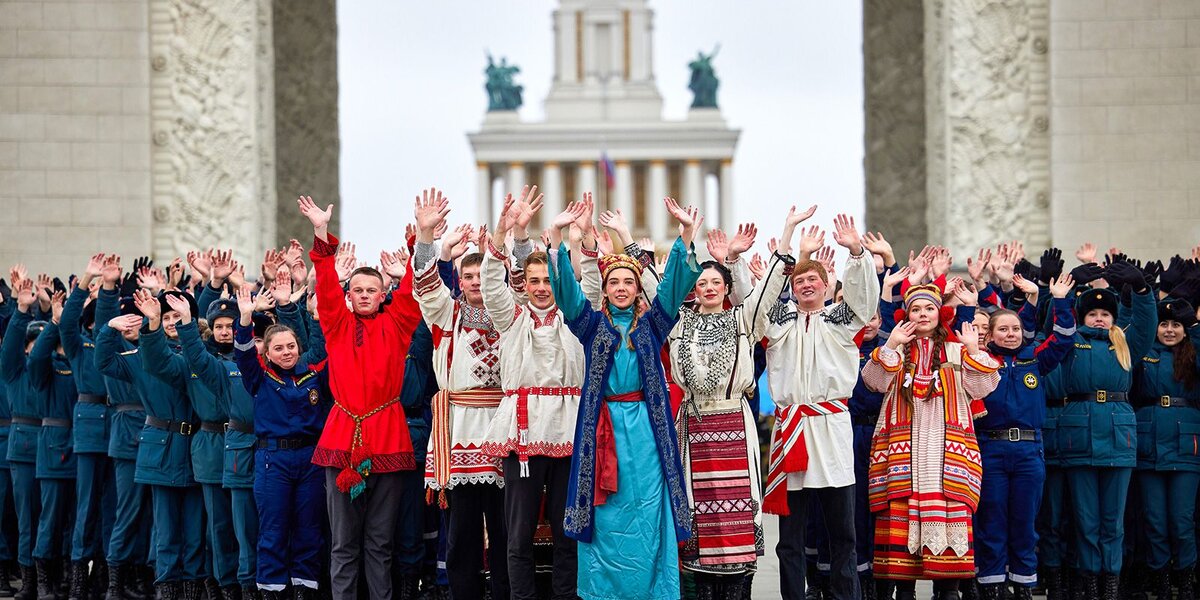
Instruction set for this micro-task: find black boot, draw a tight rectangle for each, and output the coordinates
[875,579,896,600]
[155,583,178,600]
[894,582,916,600]
[1011,585,1033,600]
[238,587,259,600]
[1045,568,1066,600]
[1178,568,1196,600]
[202,579,219,600]
[133,569,153,600]
[14,566,35,600]
[1104,573,1121,600]
[958,579,977,600]
[1075,574,1099,600]
[804,562,823,600]
[858,571,876,600]
[291,587,313,600]
[0,563,18,599]
[86,564,103,600]
[66,562,87,600]
[104,565,123,600]
[35,560,56,600]
[978,583,1002,600]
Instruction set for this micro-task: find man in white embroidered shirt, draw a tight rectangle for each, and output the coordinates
[763,212,880,600]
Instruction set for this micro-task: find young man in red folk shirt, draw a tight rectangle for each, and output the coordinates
[296,195,425,600]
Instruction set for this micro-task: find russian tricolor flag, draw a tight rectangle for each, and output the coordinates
[601,153,616,189]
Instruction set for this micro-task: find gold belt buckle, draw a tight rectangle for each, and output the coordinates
[1096,390,1107,403]
[1161,395,1172,408]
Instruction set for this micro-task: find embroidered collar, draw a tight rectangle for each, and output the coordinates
[529,305,559,329]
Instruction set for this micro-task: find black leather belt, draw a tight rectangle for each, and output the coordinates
[851,414,879,426]
[77,394,107,405]
[225,420,253,435]
[113,404,143,413]
[10,416,39,427]
[1148,395,1191,408]
[984,428,1039,442]
[199,421,225,434]
[257,437,316,450]
[1046,397,1067,408]
[0,419,9,427]
[1068,391,1128,403]
[41,418,70,428]
[144,415,196,436]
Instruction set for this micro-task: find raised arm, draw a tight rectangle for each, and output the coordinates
[832,214,880,328]
[1034,280,1078,375]
[61,253,104,361]
[94,319,136,382]
[165,293,228,397]
[741,251,796,341]
[1,279,35,384]
[232,286,264,394]
[27,320,59,390]
[133,290,188,385]
[653,198,704,318]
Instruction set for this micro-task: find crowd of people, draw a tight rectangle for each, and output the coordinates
[0,185,1199,600]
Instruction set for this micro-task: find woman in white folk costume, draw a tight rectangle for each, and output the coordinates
[762,211,880,600]
[663,213,793,600]
[410,190,509,600]
[478,186,583,600]
[861,279,1002,600]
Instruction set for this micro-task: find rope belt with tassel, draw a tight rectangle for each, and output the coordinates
[333,396,399,500]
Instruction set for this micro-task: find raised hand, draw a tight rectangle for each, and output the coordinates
[49,290,65,324]
[930,247,953,279]
[748,253,766,282]
[888,321,918,349]
[599,209,633,246]
[167,257,186,290]
[132,289,160,322]
[706,229,729,263]
[253,290,276,313]
[814,246,836,278]
[786,205,818,227]
[35,274,52,306]
[1049,273,1075,299]
[596,229,615,256]
[15,279,34,312]
[862,231,895,265]
[107,314,143,335]
[100,255,122,289]
[1076,242,1097,264]
[380,249,407,279]
[261,249,284,282]
[208,249,234,283]
[283,239,304,264]
[797,226,825,257]
[958,321,981,354]
[414,188,451,243]
[663,197,696,241]
[966,248,993,285]
[908,257,931,285]
[572,192,595,232]
[441,224,474,262]
[9,264,27,287]
[137,267,164,295]
[1012,273,1039,298]
[831,214,863,256]
[334,254,356,283]
[163,293,193,324]
[297,195,333,239]
[728,223,757,261]
[951,278,977,307]
[270,266,293,306]
[552,201,587,230]
[187,250,212,281]
[1040,248,1064,285]
[882,266,912,292]
[511,185,543,237]
[227,263,247,291]
[767,238,778,255]
[235,286,255,322]
[81,253,105,287]
[639,237,656,254]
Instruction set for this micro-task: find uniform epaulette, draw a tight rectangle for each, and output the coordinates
[118,349,138,356]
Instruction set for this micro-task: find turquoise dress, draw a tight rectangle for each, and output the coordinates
[552,237,700,600]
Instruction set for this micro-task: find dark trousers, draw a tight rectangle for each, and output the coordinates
[445,483,509,600]
[150,484,205,583]
[229,487,258,587]
[33,478,71,560]
[71,452,110,561]
[393,469,424,577]
[502,455,575,600]
[324,468,402,600]
[852,423,876,571]
[11,462,38,567]
[974,439,1045,586]
[1066,466,1132,575]
[0,467,13,562]
[777,486,860,600]
[1139,470,1200,570]
[106,458,148,566]
[1037,466,1071,570]
[255,448,321,589]
[200,482,238,586]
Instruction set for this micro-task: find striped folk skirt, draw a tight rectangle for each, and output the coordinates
[874,494,975,580]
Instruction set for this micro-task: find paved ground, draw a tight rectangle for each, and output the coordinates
[751,516,935,599]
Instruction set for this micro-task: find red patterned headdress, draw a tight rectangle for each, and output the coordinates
[599,254,643,286]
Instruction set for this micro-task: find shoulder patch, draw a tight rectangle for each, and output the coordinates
[118,349,139,356]
[1023,373,1039,389]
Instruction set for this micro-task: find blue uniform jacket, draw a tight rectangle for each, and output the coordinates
[978,297,1077,434]
[92,288,146,461]
[232,323,328,440]
[27,323,78,479]
[0,302,16,469]
[2,310,42,465]
[95,323,195,487]
[61,287,111,454]
[399,322,436,464]
[1057,289,1156,468]
[1133,328,1200,472]
[141,325,223,485]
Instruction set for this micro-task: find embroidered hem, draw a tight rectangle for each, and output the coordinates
[311,447,416,472]
[479,439,573,459]
[423,472,504,490]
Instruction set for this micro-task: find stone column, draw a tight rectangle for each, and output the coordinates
[923,0,1050,258]
[476,162,492,225]
[542,161,564,224]
[719,158,734,229]
[614,160,633,220]
[648,160,668,243]
[149,0,276,267]
[578,161,598,198]
[507,162,526,198]
[683,159,703,208]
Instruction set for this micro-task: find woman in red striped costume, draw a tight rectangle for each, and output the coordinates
[860,280,1001,600]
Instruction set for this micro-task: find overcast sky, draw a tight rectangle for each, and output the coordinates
[337,1,864,261]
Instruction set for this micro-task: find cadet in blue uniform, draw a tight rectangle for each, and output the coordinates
[98,289,205,600]
[851,313,885,600]
[1133,299,1200,599]
[1057,260,1156,599]
[229,286,328,600]
[973,275,1076,600]
[27,291,80,600]
[0,285,44,600]
[169,294,257,600]
[60,256,114,600]
[91,270,152,600]
[0,293,17,598]
[142,287,237,600]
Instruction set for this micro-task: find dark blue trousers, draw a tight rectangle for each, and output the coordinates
[11,462,38,567]
[1037,466,1071,569]
[229,488,257,587]
[106,458,148,565]
[1066,467,1133,575]
[200,482,237,586]
[150,485,205,583]
[33,478,71,560]
[393,469,425,577]
[71,453,110,560]
[852,423,875,572]
[254,447,323,590]
[0,468,13,561]
[1138,470,1200,570]
[974,439,1045,586]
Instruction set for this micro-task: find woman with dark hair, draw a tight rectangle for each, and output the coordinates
[1133,298,1200,600]
[665,219,795,600]
[861,279,1001,600]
